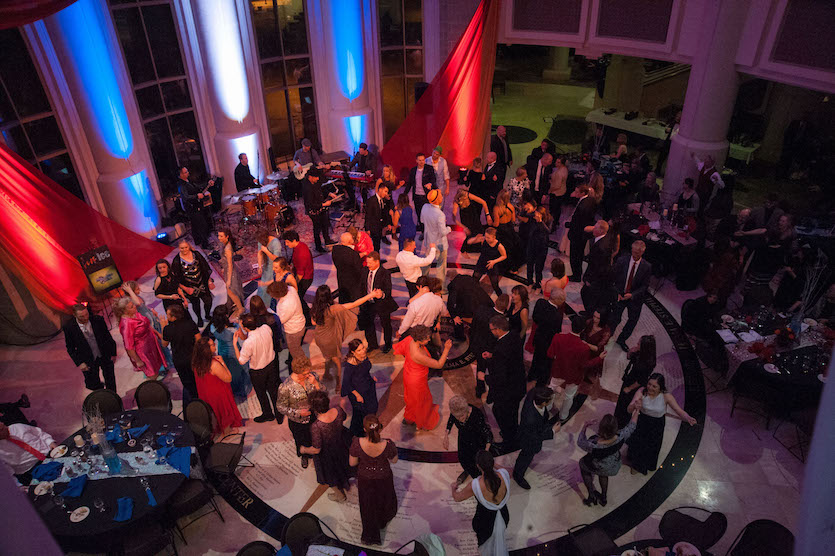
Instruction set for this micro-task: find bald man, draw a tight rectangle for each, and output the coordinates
[331,232,364,302]
[421,189,451,289]
[490,125,513,169]
[483,151,505,213]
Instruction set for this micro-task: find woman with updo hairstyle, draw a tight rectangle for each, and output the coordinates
[543,258,569,299]
[451,449,511,555]
[393,324,453,431]
[115,296,164,380]
[300,390,351,502]
[341,339,379,437]
[217,228,245,317]
[577,410,638,507]
[349,415,399,545]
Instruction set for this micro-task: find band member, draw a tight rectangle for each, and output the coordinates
[234,153,258,192]
[177,166,214,250]
[350,142,377,176]
[302,167,337,253]
[294,138,322,167]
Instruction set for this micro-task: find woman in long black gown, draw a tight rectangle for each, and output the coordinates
[453,189,492,253]
[451,450,511,555]
[443,396,493,485]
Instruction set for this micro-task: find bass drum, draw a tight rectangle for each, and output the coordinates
[277,204,295,228]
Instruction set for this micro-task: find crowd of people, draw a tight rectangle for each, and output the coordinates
[37,126,833,555]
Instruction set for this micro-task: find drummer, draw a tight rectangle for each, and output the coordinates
[235,153,259,192]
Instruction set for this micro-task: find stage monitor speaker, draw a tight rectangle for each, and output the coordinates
[414,81,430,103]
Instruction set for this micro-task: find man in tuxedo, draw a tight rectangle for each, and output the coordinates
[529,139,555,162]
[63,304,118,391]
[581,220,615,314]
[470,294,509,399]
[332,232,365,303]
[611,241,652,351]
[301,167,335,253]
[177,166,214,250]
[360,252,398,353]
[529,286,566,386]
[482,152,505,213]
[566,185,597,282]
[364,182,389,253]
[403,153,437,231]
[490,125,513,174]
[526,152,553,203]
[234,152,258,192]
[483,315,526,449]
[513,386,561,489]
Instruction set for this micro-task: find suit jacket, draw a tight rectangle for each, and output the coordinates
[447,275,492,319]
[525,158,554,197]
[518,390,559,449]
[64,315,117,367]
[362,266,398,315]
[490,134,513,167]
[470,305,502,355]
[584,236,614,286]
[486,332,526,403]
[332,245,365,302]
[404,165,436,197]
[483,162,505,191]
[568,196,596,242]
[531,299,563,354]
[613,254,652,303]
[364,194,386,235]
[177,178,208,212]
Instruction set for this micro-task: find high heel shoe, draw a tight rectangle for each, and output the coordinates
[598,493,607,507]
[582,491,598,506]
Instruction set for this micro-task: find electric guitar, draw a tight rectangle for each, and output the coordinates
[293,161,341,180]
[201,178,216,208]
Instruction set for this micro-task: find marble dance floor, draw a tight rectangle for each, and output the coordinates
[0,192,805,555]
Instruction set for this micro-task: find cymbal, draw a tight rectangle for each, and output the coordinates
[238,187,261,196]
[254,182,278,193]
[222,194,242,205]
[266,171,289,180]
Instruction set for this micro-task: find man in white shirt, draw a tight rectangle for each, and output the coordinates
[235,313,278,423]
[396,239,436,297]
[0,422,57,484]
[397,276,448,341]
[528,152,553,201]
[430,146,450,196]
[420,189,451,289]
[268,281,307,361]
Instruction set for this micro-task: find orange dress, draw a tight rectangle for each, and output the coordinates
[394,336,440,430]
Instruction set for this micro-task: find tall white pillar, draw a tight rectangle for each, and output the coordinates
[308,0,378,155]
[661,0,749,206]
[543,47,571,83]
[39,0,162,236]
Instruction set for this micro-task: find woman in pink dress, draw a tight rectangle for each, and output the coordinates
[192,337,242,434]
[114,297,164,379]
[393,325,452,430]
[348,226,374,265]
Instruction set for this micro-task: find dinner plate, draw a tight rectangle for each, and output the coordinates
[819,373,827,383]
[50,445,68,459]
[764,363,779,374]
[721,314,734,323]
[70,506,90,523]
[34,481,52,496]
[803,318,818,327]
[621,550,640,556]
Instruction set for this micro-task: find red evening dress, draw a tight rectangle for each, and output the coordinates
[394,336,440,430]
[195,359,242,433]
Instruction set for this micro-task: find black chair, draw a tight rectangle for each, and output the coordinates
[166,478,224,544]
[772,405,817,462]
[113,520,178,556]
[659,506,728,554]
[82,389,123,417]
[726,519,794,556]
[134,380,173,413]
[236,541,276,556]
[204,432,254,476]
[567,524,619,556]
[184,399,216,449]
[281,512,325,556]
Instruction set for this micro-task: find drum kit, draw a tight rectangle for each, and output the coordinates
[221,181,294,236]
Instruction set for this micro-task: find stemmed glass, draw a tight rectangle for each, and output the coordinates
[52,494,69,514]
[93,498,106,513]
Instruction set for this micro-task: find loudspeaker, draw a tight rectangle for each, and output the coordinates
[414,81,430,103]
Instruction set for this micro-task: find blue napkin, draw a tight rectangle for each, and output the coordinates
[61,474,88,498]
[113,497,133,522]
[156,434,174,448]
[144,486,157,507]
[276,546,292,556]
[105,425,123,444]
[31,461,63,482]
[155,446,190,478]
[127,424,149,438]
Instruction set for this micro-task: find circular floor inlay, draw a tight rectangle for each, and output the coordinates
[491,124,539,144]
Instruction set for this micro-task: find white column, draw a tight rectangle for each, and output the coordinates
[543,46,571,83]
[661,0,749,206]
[38,0,162,236]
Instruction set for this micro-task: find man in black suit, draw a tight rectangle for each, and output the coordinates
[529,139,556,162]
[529,286,566,385]
[490,125,513,172]
[177,166,214,250]
[483,315,526,449]
[301,167,336,253]
[234,153,258,192]
[513,386,561,489]
[470,294,509,399]
[447,274,493,341]
[63,304,118,391]
[526,152,554,202]
[611,240,652,351]
[482,152,505,213]
[364,182,389,253]
[566,185,597,282]
[332,232,365,303]
[360,252,398,353]
[403,153,437,232]
[581,220,615,314]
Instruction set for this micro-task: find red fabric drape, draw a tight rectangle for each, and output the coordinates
[0,143,171,313]
[0,0,78,30]
[380,0,501,177]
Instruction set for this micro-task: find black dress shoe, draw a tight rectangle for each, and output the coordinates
[617,340,629,352]
[253,414,275,423]
[301,456,309,469]
[381,237,391,245]
[513,474,531,490]
[381,344,392,354]
[275,414,285,424]
[315,246,328,254]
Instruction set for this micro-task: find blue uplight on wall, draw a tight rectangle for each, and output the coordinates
[197,0,250,122]
[329,0,364,101]
[123,171,157,232]
[55,0,133,158]
[344,115,367,153]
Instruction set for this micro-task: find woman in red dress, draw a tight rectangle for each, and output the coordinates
[393,325,452,430]
[192,337,242,434]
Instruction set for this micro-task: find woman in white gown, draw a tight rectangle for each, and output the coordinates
[451,450,511,556]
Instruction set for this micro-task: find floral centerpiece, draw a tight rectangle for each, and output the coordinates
[773,325,797,349]
[748,341,776,363]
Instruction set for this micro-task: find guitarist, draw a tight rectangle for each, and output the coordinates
[301,167,336,253]
[177,166,214,250]
[290,138,322,201]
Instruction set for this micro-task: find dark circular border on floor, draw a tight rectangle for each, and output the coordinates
[208,288,705,555]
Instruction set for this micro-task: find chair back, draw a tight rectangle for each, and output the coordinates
[729,519,794,556]
[659,506,727,551]
[134,380,173,413]
[184,399,216,447]
[235,541,276,556]
[567,524,618,556]
[82,389,123,417]
[281,512,324,556]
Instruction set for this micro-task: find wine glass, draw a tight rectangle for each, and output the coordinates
[93,498,105,513]
[52,494,67,513]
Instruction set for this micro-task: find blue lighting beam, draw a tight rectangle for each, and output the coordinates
[329,0,364,101]
[345,115,367,154]
[123,171,158,233]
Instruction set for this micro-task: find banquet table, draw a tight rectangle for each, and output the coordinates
[27,409,194,553]
[621,207,698,278]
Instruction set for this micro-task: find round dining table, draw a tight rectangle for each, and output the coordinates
[27,409,194,553]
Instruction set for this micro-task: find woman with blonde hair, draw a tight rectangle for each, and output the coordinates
[347,225,374,263]
[217,229,245,316]
[114,297,164,380]
[492,190,523,270]
[255,228,284,308]
[453,188,492,253]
